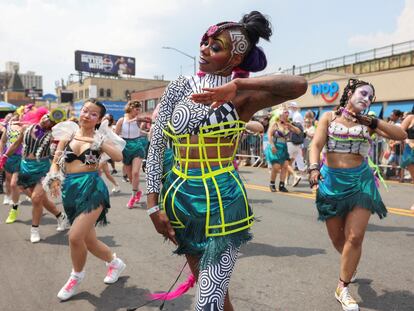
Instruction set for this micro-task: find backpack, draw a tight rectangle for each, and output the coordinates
[290,122,305,145]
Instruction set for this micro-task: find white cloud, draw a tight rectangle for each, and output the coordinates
[348,0,414,48]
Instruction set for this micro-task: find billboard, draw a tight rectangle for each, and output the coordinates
[75,50,136,76]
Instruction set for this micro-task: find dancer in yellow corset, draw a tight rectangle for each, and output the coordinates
[146,11,307,310]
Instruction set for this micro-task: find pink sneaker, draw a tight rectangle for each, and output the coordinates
[127,195,136,209]
[134,191,142,204]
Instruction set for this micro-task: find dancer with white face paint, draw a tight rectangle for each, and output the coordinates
[309,79,407,311]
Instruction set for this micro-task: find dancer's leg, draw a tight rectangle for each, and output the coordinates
[325,216,346,254]
[69,207,107,272]
[340,207,371,282]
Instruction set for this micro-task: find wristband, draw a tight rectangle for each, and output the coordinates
[308,163,319,173]
[368,118,378,130]
[147,205,160,216]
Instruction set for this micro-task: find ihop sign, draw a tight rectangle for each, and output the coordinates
[311,81,339,103]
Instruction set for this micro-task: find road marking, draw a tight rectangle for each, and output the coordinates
[245,183,414,218]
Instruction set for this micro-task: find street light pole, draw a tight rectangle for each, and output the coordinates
[162,46,196,75]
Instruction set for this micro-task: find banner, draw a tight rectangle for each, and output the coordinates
[75,50,136,76]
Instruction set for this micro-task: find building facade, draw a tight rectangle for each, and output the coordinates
[64,76,169,121]
[280,40,414,119]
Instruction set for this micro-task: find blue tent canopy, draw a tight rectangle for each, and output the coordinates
[0,101,17,111]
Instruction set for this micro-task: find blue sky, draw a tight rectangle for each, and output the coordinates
[0,0,412,93]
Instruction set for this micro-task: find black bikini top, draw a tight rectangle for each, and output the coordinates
[407,126,414,139]
[65,144,101,165]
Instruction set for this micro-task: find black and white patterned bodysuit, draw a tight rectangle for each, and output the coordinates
[146,73,239,194]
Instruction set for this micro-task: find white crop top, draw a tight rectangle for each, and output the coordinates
[121,118,141,139]
[326,120,371,157]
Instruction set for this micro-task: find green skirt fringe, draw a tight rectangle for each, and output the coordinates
[17,158,50,188]
[316,161,387,221]
[62,171,110,225]
[5,154,22,174]
[122,137,149,165]
[161,166,253,269]
[264,141,289,165]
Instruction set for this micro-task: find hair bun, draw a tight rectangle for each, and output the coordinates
[240,11,272,45]
[239,46,267,72]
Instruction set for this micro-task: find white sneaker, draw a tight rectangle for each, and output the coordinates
[56,213,70,232]
[57,271,85,301]
[292,175,302,187]
[30,227,41,243]
[104,254,126,284]
[19,195,32,204]
[350,270,357,283]
[3,195,11,205]
[335,286,359,311]
[111,185,120,194]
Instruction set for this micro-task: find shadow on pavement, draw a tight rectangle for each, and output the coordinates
[240,242,326,258]
[367,223,414,233]
[357,278,414,311]
[41,233,120,248]
[67,276,193,311]
[249,199,273,204]
[21,216,59,226]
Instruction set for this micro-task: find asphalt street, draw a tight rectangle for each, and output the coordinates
[0,166,413,311]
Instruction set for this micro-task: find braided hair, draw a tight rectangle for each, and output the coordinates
[336,78,376,115]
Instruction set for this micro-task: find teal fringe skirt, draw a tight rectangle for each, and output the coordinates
[5,154,22,174]
[122,137,149,165]
[264,141,289,165]
[161,166,253,269]
[316,161,387,221]
[62,171,110,225]
[17,158,50,188]
[401,144,414,168]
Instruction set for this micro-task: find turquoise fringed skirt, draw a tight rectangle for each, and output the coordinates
[401,144,414,168]
[5,154,22,174]
[161,166,253,268]
[122,137,149,165]
[316,161,387,221]
[62,171,110,225]
[162,148,174,178]
[18,158,50,188]
[264,142,289,165]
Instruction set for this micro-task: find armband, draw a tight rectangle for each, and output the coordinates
[147,205,160,216]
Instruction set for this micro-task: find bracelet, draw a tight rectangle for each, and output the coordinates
[308,163,319,171]
[147,205,160,216]
[369,118,378,130]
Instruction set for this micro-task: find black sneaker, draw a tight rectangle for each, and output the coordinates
[278,185,289,192]
[122,175,130,183]
[111,169,118,175]
[269,183,276,192]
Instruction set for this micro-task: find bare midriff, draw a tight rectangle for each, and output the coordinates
[65,161,99,174]
[325,152,364,169]
[177,135,235,169]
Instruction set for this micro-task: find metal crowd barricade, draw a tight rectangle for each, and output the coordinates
[236,132,265,167]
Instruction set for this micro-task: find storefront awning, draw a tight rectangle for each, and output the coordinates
[368,103,383,117]
[384,101,414,117]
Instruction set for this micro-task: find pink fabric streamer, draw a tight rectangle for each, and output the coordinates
[22,106,49,124]
[148,274,196,301]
